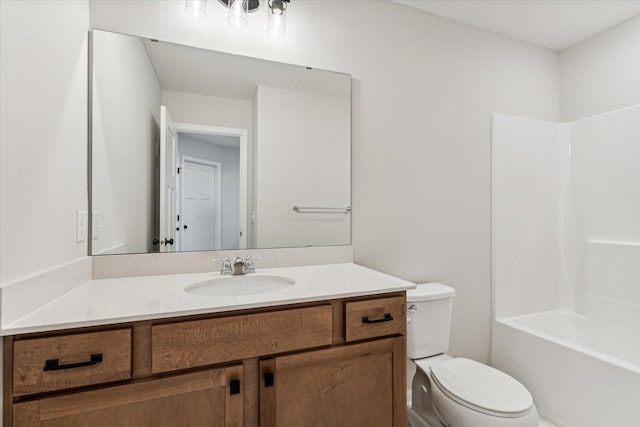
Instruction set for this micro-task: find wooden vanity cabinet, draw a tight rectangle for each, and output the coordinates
[4,292,406,427]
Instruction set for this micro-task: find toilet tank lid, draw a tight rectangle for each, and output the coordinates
[407,283,455,302]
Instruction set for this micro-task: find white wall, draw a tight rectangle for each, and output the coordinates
[254,86,351,248]
[560,16,640,121]
[491,115,566,319]
[161,91,252,130]
[0,0,89,283]
[92,30,161,255]
[0,0,90,419]
[89,0,560,362]
[178,134,240,250]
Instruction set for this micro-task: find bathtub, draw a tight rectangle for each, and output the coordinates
[492,309,640,427]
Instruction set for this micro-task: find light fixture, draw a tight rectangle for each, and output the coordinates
[186,0,291,36]
[217,0,261,29]
[185,0,208,19]
[267,0,289,37]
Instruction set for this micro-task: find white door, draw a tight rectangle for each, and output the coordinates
[181,157,220,251]
[159,106,177,252]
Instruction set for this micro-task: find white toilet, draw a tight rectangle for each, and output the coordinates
[406,283,538,427]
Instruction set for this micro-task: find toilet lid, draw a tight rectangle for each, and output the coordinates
[429,358,533,417]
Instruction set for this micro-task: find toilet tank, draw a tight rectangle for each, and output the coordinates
[406,283,455,359]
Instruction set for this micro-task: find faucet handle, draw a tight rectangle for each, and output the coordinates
[244,255,263,273]
[212,257,232,275]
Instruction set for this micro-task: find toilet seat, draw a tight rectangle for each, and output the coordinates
[429,358,534,418]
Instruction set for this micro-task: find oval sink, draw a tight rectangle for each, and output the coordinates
[185,275,295,297]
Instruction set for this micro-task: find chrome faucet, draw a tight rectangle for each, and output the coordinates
[212,257,233,275]
[213,256,262,275]
[244,256,257,273]
[232,257,246,275]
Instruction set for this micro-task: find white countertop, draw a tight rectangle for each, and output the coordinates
[1,263,415,336]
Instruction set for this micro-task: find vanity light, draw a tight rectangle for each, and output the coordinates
[215,0,260,29]
[186,0,291,36]
[185,0,208,19]
[267,0,289,37]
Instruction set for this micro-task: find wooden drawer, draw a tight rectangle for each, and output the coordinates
[13,329,132,396]
[345,296,405,342]
[152,305,333,373]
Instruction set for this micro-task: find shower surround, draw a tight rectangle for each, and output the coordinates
[491,106,640,427]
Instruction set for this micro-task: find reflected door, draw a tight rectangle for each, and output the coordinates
[181,158,220,251]
[159,106,177,252]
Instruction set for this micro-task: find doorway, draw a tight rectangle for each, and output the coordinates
[174,124,248,251]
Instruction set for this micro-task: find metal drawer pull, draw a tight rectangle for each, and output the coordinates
[362,313,394,324]
[43,353,103,371]
[230,379,241,395]
[264,372,274,388]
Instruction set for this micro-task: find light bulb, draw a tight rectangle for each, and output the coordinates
[185,0,207,19]
[228,0,248,29]
[271,0,284,15]
[268,0,287,37]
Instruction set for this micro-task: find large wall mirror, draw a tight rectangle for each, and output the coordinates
[90,30,351,255]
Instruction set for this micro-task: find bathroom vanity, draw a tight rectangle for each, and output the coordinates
[3,263,413,426]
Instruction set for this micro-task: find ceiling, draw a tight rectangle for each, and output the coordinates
[391,0,640,51]
[142,39,350,101]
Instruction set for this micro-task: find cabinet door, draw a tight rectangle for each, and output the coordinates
[260,337,405,427]
[13,366,243,427]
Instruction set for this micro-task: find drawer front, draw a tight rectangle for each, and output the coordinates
[345,296,405,342]
[12,367,242,427]
[152,305,333,374]
[13,329,132,396]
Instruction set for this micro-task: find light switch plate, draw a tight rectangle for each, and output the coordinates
[76,210,87,243]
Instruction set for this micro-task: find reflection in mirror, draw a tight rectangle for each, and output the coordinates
[90,30,351,255]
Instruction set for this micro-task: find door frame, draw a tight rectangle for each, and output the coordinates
[159,106,177,253]
[173,122,248,249]
[180,155,222,251]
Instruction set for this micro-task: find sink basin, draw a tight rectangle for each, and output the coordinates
[185,275,295,297]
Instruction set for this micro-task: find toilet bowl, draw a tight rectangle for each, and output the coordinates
[406,283,538,427]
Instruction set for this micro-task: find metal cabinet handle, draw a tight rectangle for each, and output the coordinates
[362,313,394,324]
[152,239,159,246]
[264,372,274,387]
[43,353,103,371]
[162,238,174,246]
[230,379,241,395]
